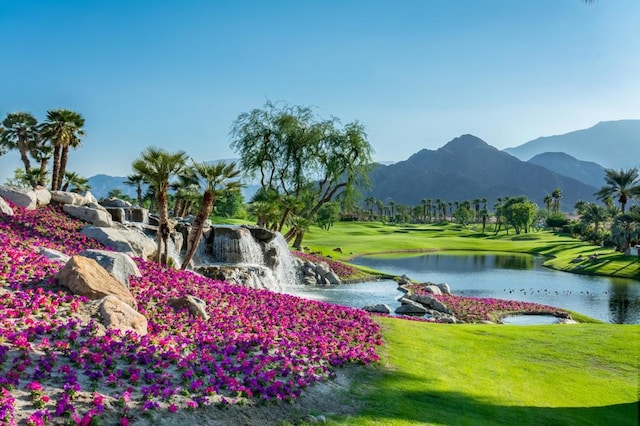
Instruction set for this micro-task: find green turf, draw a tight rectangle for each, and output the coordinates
[301,221,640,280]
[331,318,640,425]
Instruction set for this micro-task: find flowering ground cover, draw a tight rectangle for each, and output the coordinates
[0,204,382,424]
[405,283,568,323]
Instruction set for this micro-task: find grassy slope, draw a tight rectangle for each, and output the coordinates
[302,222,640,280]
[334,317,640,426]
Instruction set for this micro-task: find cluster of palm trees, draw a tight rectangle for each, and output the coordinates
[574,167,640,252]
[362,196,490,226]
[130,147,243,269]
[0,109,86,191]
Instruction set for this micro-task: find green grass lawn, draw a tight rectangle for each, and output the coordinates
[301,221,640,280]
[331,317,640,426]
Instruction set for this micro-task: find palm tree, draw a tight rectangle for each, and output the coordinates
[124,173,146,206]
[579,202,609,242]
[375,199,384,221]
[544,194,553,216]
[551,188,562,214]
[181,161,243,270]
[1,112,40,187]
[60,171,90,193]
[595,168,640,214]
[132,147,189,265]
[39,109,85,191]
[365,197,376,221]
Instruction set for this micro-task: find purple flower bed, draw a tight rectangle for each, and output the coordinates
[292,251,357,278]
[0,204,382,423]
[405,284,567,323]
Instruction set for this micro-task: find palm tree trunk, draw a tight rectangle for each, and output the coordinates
[157,186,169,264]
[37,159,48,187]
[50,144,61,191]
[57,146,70,191]
[17,140,35,187]
[181,190,214,269]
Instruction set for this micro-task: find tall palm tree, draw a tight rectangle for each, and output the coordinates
[551,188,562,214]
[1,112,40,187]
[544,194,553,216]
[132,147,189,265]
[124,173,147,206]
[181,161,243,270]
[579,202,609,240]
[595,168,640,214]
[39,109,85,191]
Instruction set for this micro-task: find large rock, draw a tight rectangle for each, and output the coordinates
[63,204,113,227]
[100,197,132,208]
[81,225,156,259]
[0,196,14,216]
[243,225,277,244]
[0,185,37,210]
[33,187,51,207]
[436,283,451,295]
[362,304,392,314]
[38,247,71,264]
[395,299,428,315]
[105,207,125,223]
[50,190,87,206]
[91,295,147,336]
[168,295,210,321]
[406,293,452,314]
[56,256,137,308]
[79,249,141,288]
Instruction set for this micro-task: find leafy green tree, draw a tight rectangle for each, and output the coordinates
[453,205,472,225]
[107,188,134,203]
[1,112,40,188]
[231,101,372,245]
[39,109,86,191]
[502,196,538,234]
[181,161,243,270]
[215,189,245,219]
[595,167,640,214]
[315,202,340,231]
[609,206,640,252]
[577,202,609,244]
[132,147,189,265]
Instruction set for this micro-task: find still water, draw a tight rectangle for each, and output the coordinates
[287,252,640,324]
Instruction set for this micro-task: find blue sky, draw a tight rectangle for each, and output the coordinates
[1,0,639,182]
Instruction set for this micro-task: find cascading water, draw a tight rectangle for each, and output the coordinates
[192,225,301,292]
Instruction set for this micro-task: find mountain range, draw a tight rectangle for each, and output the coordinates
[86,120,637,212]
[363,135,598,210]
[504,120,640,169]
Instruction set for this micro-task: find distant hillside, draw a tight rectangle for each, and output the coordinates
[504,120,640,169]
[364,135,598,211]
[527,152,606,189]
[87,174,139,199]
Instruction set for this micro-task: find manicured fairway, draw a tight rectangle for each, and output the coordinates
[333,317,640,425]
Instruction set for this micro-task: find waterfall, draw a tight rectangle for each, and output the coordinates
[192,225,300,292]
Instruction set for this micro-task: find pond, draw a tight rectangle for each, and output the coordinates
[287,252,640,324]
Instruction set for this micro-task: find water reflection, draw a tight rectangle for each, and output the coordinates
[347,253,640,324]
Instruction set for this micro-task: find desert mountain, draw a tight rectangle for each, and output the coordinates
[504,120,640,170]
[364,135,598,210]
[527,152,606,189]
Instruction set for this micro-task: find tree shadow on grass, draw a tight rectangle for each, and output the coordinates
[349,370,639,426]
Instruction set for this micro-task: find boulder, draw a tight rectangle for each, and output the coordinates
[0,196,14,216]
[50,190,87,206]
[33,187,51,206]
[38,247,71,264]
[395,299,428,315]
[243,225,276,244]
[0,185,37,210]
[406,293,452,314]
[397,274,412,285]
[100,197,132,208]
[84,191,99,205]
[421,285,443,296]
[56,256,137,308]
[79,249,141,288]
[436,283,451,295]
[105,207,125,223]
[168,295,210,320]
[128,208,148,223]
[81,225,156,259]
[362,304,392,314]
[91,295,147,336]
[63,204,113,227]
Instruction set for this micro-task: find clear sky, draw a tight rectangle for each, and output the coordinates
[1,0,639,182]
